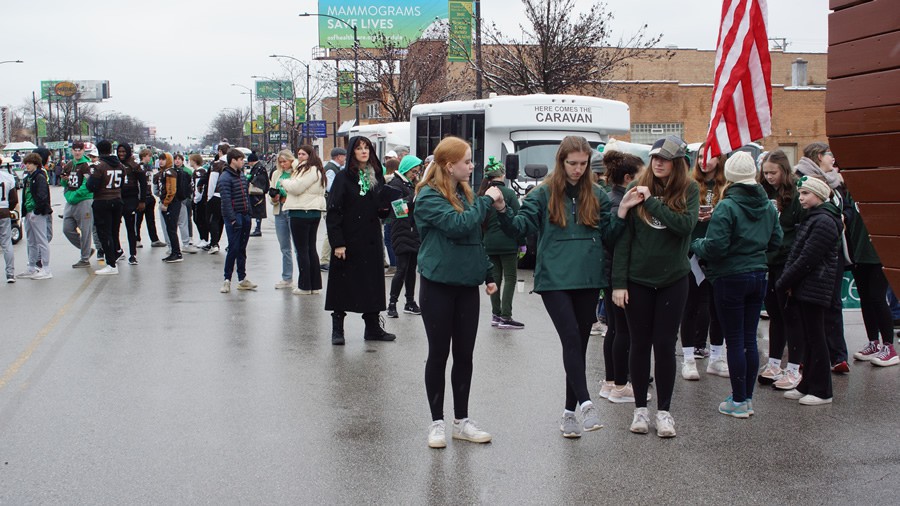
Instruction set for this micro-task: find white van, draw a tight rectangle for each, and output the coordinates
[348,122,411,161]
[410,94,630,186]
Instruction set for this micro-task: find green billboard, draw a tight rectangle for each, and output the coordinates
[315,1,449,49]
[256,80,293,100]
[338,71,355,108]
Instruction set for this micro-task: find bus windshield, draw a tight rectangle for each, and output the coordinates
[514,140,602,178]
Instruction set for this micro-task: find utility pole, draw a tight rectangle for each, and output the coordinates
[475,0,483,99]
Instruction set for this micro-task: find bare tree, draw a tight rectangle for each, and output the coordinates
[356,29,461,122]
[203,109,250,147]
[475,0,671,96]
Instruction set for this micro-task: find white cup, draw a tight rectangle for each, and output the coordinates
[517,279,525,293]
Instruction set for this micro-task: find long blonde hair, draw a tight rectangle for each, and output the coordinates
[692,143,727,206]
[546,136,599,228]
[415,136,474,212]
[635,155,692,225]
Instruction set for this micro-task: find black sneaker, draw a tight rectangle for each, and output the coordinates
[693,347,708,360]
[128,256,139,265]
[386,303,399,318]
[498,318,524,330]
[162,254,184,263]
[403,302,422,315]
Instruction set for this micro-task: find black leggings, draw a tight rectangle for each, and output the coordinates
[390,252,418,304]
[680,273,723,349]
[421,276,480,421]
[135,195,160,242]
[542,289,600,411]
[289,216,322,291]
[603,290,630,385]
[825,267,849,364]
[193,199,209,242]
[162,200,181,255]
[765,265,805,364]
[625,277,689,411]
[852,263,894,345]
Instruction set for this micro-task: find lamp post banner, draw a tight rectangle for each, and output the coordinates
[316,1,448,48]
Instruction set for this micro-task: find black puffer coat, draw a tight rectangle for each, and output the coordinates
[776,202,842,307]
[387,175,420,255]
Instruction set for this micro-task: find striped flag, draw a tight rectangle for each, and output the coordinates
[705,0,773,164]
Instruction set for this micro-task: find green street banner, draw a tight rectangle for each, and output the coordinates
[295,98,307,123]
[45,140,68,149]
[316,1,449,49]
[252,120,264,134]
[256,80,293,100]
[243,121,251,136]
[37,118,47,138]
[448,1,473,62]
[339,71,354,108]
[270,105,280,130]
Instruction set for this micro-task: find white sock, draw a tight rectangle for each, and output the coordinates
[683,347,695,362]
[768,357,781,368]
[787,363,800,374]
[564,409,576,416]
[580,401,593,412]
[710,345,724,360]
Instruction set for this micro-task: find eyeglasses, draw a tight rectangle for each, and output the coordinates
[824,151,833,157]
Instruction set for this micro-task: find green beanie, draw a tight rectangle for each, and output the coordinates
[397,155,423,175]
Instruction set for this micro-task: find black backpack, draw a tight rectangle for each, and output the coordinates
[176,169,192,200]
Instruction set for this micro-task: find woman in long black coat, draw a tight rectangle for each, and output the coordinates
[325,136,395,345]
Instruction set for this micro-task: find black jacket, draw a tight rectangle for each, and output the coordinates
[776,202,842,307]
[23,168,52,215]
[387,174,420,255]
[219,166,251,223]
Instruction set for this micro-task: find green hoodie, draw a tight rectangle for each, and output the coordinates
[690,183,783,282]
[764,187,804,266]
[612,181,699,289]
[497,183,622,291]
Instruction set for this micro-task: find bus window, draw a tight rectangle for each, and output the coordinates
[513,140,601,180]
[416,117,429,158]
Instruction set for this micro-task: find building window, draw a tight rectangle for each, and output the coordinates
[366,103,380,119]
[631,123,684,144]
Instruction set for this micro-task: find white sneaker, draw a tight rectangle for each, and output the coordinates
[656,410,676,438]
[208,245,220,254]
[773,369,802,390]
[609,383,638,404]
[197,239,209,249]
[681,360,700,380]
[220,280,231,293]
[598,381,614,399]
[707,358,730,378]
[95,265,118,276]
[31,269,53,280]
[182,245,199,254]
[590,320,606,336]
[428,420,446,448]
[292,288,312,295]
[16,269,38,279]
[783,388,804,400]
[799,394,833,406]
[630,407,650,434]
[237,279,258,291]
[274,280,293,289]
[452,418,492,443]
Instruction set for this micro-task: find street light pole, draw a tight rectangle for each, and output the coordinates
[270,54,312,145]
[298,12,359,125]
[231,83,254,149]
[0,60,24,65]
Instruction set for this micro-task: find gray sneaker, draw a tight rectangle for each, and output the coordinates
[581,403,603,432]
[71,260,91,269]
[560,412,581,439]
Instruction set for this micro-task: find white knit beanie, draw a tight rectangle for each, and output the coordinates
[724,151,758,185]
[798,175,832,202]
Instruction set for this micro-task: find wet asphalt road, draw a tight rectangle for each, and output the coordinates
[1,190,899,504]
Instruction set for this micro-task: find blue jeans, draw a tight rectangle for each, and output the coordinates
[223,213,251,281]
[274,212,294,281]
[713,271,767,403]
[383,222,395,266]
[887,286,900,320]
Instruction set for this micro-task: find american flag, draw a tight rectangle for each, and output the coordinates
[705,0,773,164]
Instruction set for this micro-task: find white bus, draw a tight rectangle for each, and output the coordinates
[348,122,411,161]
[409,94,630,185]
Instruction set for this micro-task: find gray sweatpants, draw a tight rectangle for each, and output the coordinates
[63,199,94,262]
[179,199,192,246]
[25,212,51,273]
[0,218,14,278]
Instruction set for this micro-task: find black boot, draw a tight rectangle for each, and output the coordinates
[363,313,396,341]
[331,312,345,345]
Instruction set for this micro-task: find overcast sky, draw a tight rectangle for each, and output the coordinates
[1,0,829,146]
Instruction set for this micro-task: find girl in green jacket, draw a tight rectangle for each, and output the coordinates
[612,135,699,438]
[415,136,499,449]
[492,136,640,438]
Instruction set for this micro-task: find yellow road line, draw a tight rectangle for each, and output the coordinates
[0,275,95,391]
